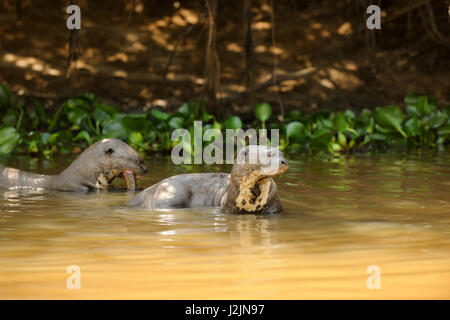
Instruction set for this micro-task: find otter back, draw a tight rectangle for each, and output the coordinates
[0,167,53,189]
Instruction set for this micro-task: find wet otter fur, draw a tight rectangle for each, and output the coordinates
[127,145,288,214]
[0,138,147,191]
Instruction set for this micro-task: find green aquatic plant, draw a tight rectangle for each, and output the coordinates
[0,81,448,158]
[255,102,272,129]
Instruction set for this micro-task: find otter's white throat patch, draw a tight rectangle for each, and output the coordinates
[235,170,271,212]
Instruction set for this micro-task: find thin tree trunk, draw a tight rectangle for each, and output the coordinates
[243,0,253,90]
[269,0,284,120]
[16,0,22,20]
[204,0,219,105]
[67,0,81,79]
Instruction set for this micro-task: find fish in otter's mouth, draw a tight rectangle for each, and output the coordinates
[122,170,140,190]
[96,169,144,190]
[119,161,147,190]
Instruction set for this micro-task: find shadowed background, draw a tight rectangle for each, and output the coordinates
[0,0,449,119]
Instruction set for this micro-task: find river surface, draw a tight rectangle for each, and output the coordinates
[0,151,449,299]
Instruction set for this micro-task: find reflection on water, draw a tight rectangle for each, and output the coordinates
[0,152,449,299]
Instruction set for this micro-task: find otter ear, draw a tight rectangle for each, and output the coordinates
[105,148,114,156]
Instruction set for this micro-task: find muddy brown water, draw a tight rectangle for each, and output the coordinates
[0,152,449,299]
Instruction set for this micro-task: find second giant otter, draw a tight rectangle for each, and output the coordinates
[127,145,288,214]
[0,138,147,191]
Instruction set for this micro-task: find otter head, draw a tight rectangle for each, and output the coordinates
[82,138,147,189]
[230,145,288,213]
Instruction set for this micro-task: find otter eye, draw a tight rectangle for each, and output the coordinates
[105,148,114,155]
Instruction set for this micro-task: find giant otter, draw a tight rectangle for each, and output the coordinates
[127,145,288,214]
[0,138,147,191]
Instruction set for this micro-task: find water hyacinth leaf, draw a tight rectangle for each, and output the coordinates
[202,124,213,132]
[348,138,356,149]
[404,93,422,106]
[329,142,342,152]
[287,143,302,151]
[318,118,334,130]
[427,96,437,112]
[48,104,65,132]
[168,116,184,129]
[310,128,333,146]
[422,131,436,144]
[199,102,214,122]
[0,82,12,109]
[178,102,198,119]
[93,104,118,124]
[28,140,38,153]
[40,132,51,145]
[406,105,420,117]
[93,108,110,125]
[404,117,420,137]
[224,116,243,130]
[427,111,447,129]
[313,110,332,121]
[47,131,72,145]
[286,121,306,142]
[360,108,373,120]
[0,127,20,154]
[338,131,347,147]
[375,124,394,134]
[57,130,73,142]
[360,135,371,147]
[33,101,48,124]
[255,103,272,122]
[389,135,408,147]
[369,133,387,141]
[67,107,88,125]
[347,127,357,135]
[48,132,59,145]
[405,94,434,116]
[74,130,91,144]
[2,110,17,127]
[80,93,96,103]
[344,110,355,123]
[437,125,450,137]
[128,131,143,145]
[147,131,156,143]
[151,109,170,121]
[333,112,349,131]
[122,114,147,131]
[102,115,127,139]
[374,105,407,138]
[364,118,375,133]
[416,96,429,115]
[286,110,302,121]
[268,122,280,130]
[444,106,450,117]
